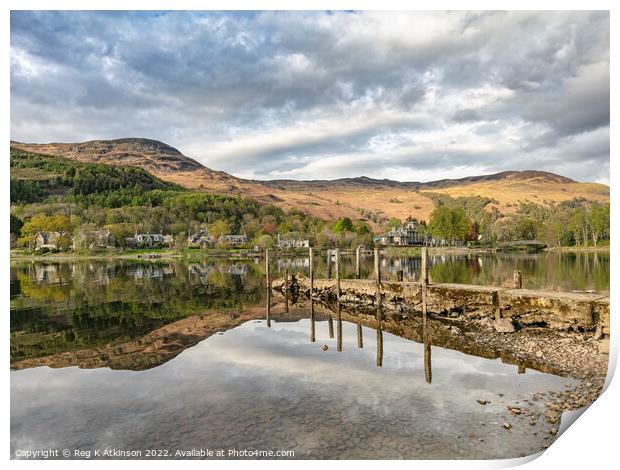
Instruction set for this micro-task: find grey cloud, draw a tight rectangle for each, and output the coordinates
[10,10,610,183]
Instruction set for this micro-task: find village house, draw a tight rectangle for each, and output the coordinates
[34,231,66,250]
[380,218,424,246]
[276,234,310,249]
[72,229,115,251]
[126,233,166,248]
[188,228,215,248]
[219,234,248,246]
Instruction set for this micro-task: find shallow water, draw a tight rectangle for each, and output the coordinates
[11,317,575,459]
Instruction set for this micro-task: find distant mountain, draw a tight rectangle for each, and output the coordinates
[10,138,609,224]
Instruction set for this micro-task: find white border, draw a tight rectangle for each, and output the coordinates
[3,2,616,469]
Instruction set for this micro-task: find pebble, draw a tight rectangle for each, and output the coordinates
[503,422,512,430]
[321,345,329,351]
[477,399,489,405]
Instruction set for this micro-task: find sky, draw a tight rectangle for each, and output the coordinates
[10,11,610,183]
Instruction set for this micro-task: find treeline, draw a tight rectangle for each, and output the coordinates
[10,148,182,205]
[11,149,373,250]
[425,195,610,248]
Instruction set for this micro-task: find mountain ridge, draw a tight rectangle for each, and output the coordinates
[10,138,608,224]
[11,138,577,186]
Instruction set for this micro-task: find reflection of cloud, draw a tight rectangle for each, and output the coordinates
[11,319,575,457]
[10,11,609,183]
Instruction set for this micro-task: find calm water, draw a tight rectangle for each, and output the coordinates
[10,252,606,459]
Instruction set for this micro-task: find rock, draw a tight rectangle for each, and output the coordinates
[503,422,512,430]
[321,344,329,351]
[450,326,462,335]
[536,350,544,358]
[477,399,489,405]
[508,407,522,415]
[598,340,610,354]
[494,318,515,333]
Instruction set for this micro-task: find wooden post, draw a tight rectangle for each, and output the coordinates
[374,247,381,288]
[357,323,363,348]
[310,299,316,342]
[337,301,342,352]
[513,270,522,289]
[326,250,332,279]
[335,248,341,300]
[424,328,432,384]
[375,247,383,367]
[265,249,270,292]
[265,249,271,328]
[356,245,361,279]
[266,288,272,328]
[309,247,314,295]
[376,307,383,367]
[421,246,428,324]
[328,315,334,338]
[284,268,289,313]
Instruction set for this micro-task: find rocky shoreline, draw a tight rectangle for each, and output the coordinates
[272,273,610,450]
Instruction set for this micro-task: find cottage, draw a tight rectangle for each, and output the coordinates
[130,233,165,248]
[380,218,423,246]
[276,234,310,249]
[72,229,115,251]
[188,228,215,248]
[34,231,65,250]
[219,234,248,246]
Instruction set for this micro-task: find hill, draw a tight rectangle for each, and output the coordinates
[10,138,609,224]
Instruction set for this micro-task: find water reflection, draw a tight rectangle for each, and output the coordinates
[11,316,576,459]
[10,251,609,369]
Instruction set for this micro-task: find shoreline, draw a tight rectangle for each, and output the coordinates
[9,244,609,262]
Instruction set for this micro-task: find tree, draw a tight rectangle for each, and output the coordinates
[387,217,401,230]
[18,214,73,247]
[209,220,231,238]
[255,234,274,250]
[588,202,610,246]
[10,214,23,236]
[542,212,570,249]
[332,217,354,233]
[428,207,471,243]
[568,207,587,246]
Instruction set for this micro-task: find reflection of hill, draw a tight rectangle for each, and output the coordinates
[11,307,264,371]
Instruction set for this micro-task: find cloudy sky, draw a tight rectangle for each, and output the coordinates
[10,11,610,183]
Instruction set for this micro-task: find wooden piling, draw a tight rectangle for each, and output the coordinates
[421,246,428,324]
[310,299,316,342]
[265,249,270,291]
[326,250,332,279]
[335,248,341,300]
[265,249,271,328]
[357,323,363,348]
[309,247,314,294]
[337,301,342,352]
[328,315,334,338]
[284,268,289,313]
[513,270,522,289]
[374,247,381,288]
[424,329,432,383]
[356,245,361,279]
[375,247,383,367]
